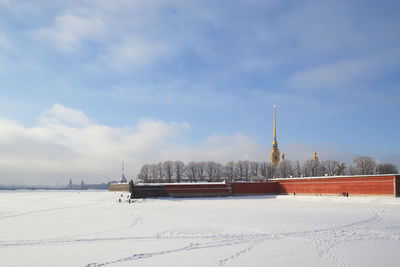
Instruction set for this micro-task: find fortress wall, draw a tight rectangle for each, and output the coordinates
[131,185,169,198]
[115,175,399,198]
[275,175,398,196]
[108,183,130,192]
[165,183,230,197]
[165,183,228,189]
[231,182,279,195]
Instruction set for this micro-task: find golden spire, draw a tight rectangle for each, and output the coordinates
[270,104,280,166]
[312,152,319,162]
[273,104,277,145]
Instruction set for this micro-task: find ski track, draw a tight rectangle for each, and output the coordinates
[85,202,400,267]
[0,197,110,221]
[2,197,400,267]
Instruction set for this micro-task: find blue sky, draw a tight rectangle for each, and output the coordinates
[0,0,399,185]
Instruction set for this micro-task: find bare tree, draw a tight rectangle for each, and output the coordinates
[335,163,346,175]
[353,156,376,175]
[141,155,376,184]
[243,160,250,181]
[225,161,235,182]
[260,162,274,179]
[260,161,268,179]
[206,161,216,182]
[376,163,398,174]
[174,161,185,183]
[302,160,323,177]
[347,165,357,175]
[302,160,312,177]
[236,160,249,181]
[322,160,339,176]
[186,162,197,182]
[259,162,267,178]
[214,163,224,182]
[163,161,174,183]
[157,162,164,182]
[138,164,151,182]
[278,160,293,178]
[293,160,301,177]
[150,163,158,181]
[235,161,242,180]
[321,160,346,176]
[196,161,206,181]
[314,161,324,176]
[250,161,259,178]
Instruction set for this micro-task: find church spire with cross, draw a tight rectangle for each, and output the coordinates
[270,105,281,166]
[120,161,127,183]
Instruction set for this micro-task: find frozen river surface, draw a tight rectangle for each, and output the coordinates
[0,191,400,266]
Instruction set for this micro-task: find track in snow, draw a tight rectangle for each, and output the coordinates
[85,203,400,267]
[2,194,400,267]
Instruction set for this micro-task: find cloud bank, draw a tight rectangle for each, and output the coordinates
[0,104,398,186]
[0,104,265,185]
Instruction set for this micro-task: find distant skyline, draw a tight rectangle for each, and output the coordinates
[0,1,399,185]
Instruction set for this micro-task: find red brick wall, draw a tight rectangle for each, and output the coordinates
[231,176,398,196]
[276,176,396,196]
[165,183,230,196]
[117,175,400,197]
[231,182,279,195]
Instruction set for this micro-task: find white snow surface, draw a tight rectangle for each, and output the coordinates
[0,191,400,267]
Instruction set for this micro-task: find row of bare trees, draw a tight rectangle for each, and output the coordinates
[137,156,398,183]
[349,156,398,175]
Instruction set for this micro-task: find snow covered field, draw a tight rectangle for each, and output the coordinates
[0,191,399,267]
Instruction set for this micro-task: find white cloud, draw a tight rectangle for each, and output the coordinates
[0,33,13,72]
[0,104,263,186]
[39,103,93,127]
[0,33,11,50]
[287,58,378,89]
[102,37,168,70]
[97,83,239,110]
[30,0,229,68]
[37,14,106,53]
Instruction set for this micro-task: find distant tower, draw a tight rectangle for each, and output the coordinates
[120,161,127,183]
[312,152,319,162]
[67,178,73,190]
[270,105,281,166]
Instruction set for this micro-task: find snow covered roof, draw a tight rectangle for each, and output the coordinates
[135,181,226,186]
[270,173,399,181]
